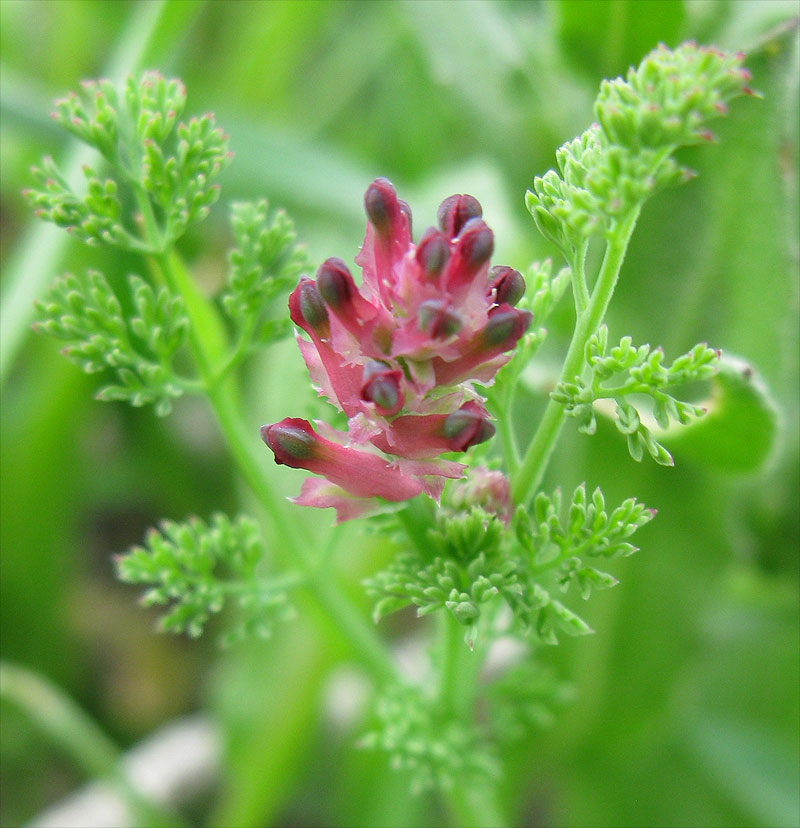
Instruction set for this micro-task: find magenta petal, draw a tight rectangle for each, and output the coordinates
[292,478,379,523]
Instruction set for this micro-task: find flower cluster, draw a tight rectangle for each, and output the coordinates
[262,178,531,521]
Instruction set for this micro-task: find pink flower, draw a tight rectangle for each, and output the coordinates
[262,178,531,521]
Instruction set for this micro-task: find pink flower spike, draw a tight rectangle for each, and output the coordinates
[292,478,380,523]
[262,418,423,502]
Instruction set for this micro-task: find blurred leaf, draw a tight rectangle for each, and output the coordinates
[663,355,780,473]
[686,715,800,828]
[557,0,686,79]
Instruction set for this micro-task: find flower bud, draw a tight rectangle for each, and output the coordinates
[417,299,462,339]
[449,467,512,525]
[441,403,496,451]
[364,177,397,233]
[291,277,329,335]
[437,193,482,238]
[361,361,404,416]
[415,228,450,279]
[488,266,526,306]
[317,257,356,307]
[262,418,318,466]
[457,218,494,268]
[482,304,531,348]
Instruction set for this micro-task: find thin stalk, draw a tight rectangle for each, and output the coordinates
[498,377,520,475]
[512,208,641,504]
[0,661,186,828]
[570,239,590,314]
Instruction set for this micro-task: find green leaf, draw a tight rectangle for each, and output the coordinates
[660,354,780,473]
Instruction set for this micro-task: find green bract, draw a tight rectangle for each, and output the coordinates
[526,43,752,260]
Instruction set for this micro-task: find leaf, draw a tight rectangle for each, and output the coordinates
[660,354,780,474]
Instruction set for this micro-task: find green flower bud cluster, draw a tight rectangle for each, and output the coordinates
[553,325,719,464]
[360,685,500,794]
[34,270,189,416]
[222,199,309,352]
[27,157,138,250]
[526,43,752,258]
[25,71,231,252]
[595,42,753,149]
[115,513,291,644]
[365,507,520,649]
[485,661,575,741]
[367,480,653,647]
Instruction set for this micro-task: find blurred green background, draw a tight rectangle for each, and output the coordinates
[1,1,798,826]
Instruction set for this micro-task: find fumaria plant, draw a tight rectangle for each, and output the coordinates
[26,43,755,822]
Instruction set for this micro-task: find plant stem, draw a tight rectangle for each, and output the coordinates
[0,661,186,828]
[152,247,398,685]
[512,208,641,504]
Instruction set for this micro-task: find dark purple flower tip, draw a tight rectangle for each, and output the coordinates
[296,277,329,332]
[415,228,450,279]
[488,266,526,306]
[317,257,356,307]
[365,177,398,233]
[457,218,494,267]
[262,418,319,467]
[437,193,482,238]
[417,299,462,339]
[441,403,496,451]
[361,361,404,416]
[482,305,532,348]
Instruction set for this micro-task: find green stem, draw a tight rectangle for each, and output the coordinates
[512,208,641,504]
[571,239,590,314]
[0,661,185,828]
[152,248,397,685]
[498,377,520,475]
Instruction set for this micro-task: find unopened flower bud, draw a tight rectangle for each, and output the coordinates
[361,361,404,416]
[437,193,482,238]
[262,419,318,466]
[488,266,526,306]
[415,228,450,279]
[441,403,496,451]
[365,177,397,233]
[417,299,462,339]
[458,218,494,267]
[296,278,329,332]
[482,305,531,348]
[317,257,355,307]
[449,467,512,525]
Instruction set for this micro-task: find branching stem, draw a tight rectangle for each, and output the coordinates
[512,208,641,504]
